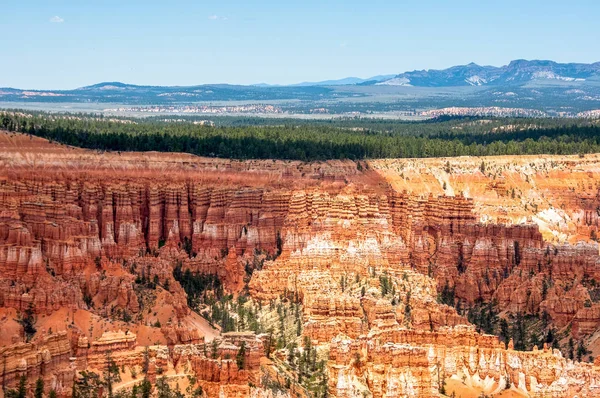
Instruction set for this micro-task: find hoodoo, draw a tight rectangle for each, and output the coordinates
[3,132,600,397]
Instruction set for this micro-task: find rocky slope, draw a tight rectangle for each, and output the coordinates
[3,132,600,397]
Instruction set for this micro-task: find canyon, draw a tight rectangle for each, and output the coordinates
[3,132,600,397]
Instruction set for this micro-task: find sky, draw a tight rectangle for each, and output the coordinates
[1,0,599,89]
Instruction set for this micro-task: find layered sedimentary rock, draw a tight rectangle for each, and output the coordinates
[0,331,74,396]
[246,185,600,397]
[5,133,600,397]
[81,331,264,398]
[371,154,600,243]
[5,134,600,339]
[0,133,380,396]
[329,326,600,398]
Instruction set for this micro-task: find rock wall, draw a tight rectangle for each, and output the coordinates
[329,326,600,397]
[0,331,74,396]
[247,186,600,397]
[5,134,600,396]
[4,163,599,337]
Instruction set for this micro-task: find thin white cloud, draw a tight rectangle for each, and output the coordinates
[208,15,227,21]
[49,16,64,23]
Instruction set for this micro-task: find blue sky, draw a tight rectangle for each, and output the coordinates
[1,0,599,89]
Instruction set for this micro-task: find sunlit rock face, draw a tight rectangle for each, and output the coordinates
[3,133,600,397]
[249,188,600,397]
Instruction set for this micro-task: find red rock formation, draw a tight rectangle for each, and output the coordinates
[0,331,74,396]
[5,133,600,397]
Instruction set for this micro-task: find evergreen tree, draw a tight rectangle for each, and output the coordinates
[139,378,152,398]
[5,375,28,398]
[34,377,44,398]
[156,376,172,398]
[236,341,247,370]
[104,352,122,398]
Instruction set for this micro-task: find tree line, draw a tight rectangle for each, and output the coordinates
[2,112,600,160]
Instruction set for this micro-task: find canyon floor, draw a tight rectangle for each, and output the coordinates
[2,132,600,397]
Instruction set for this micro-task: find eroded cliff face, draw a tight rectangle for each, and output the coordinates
[3,132,600,397]
[370,156,600,359]
[328,328,600,398]
[0,133,377,397]
[370,155,600,243]
[246,189,600,397]
[0,331,74,397]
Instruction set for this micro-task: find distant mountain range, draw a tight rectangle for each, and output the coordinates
[2,60,597,93]
[1,60,600,112]
[376,60,600,87]
[254,74,396,87]
[255,60,600,87]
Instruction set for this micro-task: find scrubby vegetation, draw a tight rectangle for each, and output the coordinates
[462,300,588,359]
[17,304,37,342]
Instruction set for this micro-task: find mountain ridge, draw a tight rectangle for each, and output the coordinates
[2,59,600,112]
[380,59,600,87]
[2,60,600,91]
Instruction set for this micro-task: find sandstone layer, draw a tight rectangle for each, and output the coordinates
[3,132,600,397]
